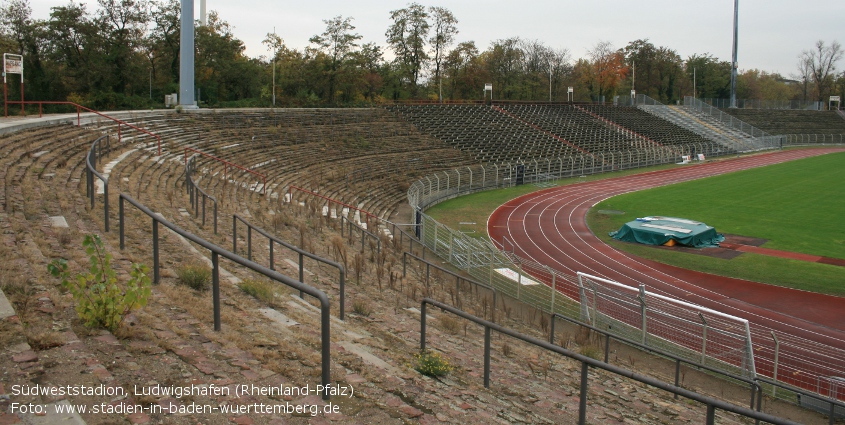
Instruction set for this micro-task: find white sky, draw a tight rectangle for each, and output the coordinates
[27,0,845,76]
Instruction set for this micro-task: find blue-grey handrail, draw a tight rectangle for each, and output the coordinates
[550,313,762,413]
[340,216,380,257]
[402,251,496,322]
[420,298,799,425]
[118,193,332,400]
[185,154,218,234]
[232,214,347,320]
[86,135,111,232]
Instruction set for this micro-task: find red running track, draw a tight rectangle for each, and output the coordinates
[488,148,845,390]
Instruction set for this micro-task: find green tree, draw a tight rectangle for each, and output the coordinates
[309,15,362,103]
[96,0,150,94]
[686,54,731,99]
[443,41,482,100]
[386,2,429,95]
[427,6,457,102]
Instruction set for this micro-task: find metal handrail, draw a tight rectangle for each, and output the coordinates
[419,298,799,425]
[340,216,380,257]
[117,193,332,399]
[5,100,162,155]
[185,155,218,234]
[232,214,347,320]
[550,313,762,412]
[184,147,266,195]
[86,135,111,232]
[402,252,496,322]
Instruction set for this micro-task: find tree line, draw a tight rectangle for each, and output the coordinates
[1,0,842,110]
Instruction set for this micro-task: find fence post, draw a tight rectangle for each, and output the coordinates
[548,266,556,313]
[771,331,779,397]
[212,252,220,331]
[638,284,647,345]
[699,312,708,365]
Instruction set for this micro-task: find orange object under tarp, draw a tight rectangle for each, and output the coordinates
[663,239,677,247]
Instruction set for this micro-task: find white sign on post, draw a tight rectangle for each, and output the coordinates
[3,53,23,83]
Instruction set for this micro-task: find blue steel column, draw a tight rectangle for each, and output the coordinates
[180,0,196,108]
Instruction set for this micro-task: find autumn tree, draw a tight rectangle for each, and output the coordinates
[585,41,627,101]
[800,40,843,102]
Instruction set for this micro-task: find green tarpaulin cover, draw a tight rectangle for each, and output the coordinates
[609,216,724,248]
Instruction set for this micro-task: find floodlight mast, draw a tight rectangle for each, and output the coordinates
[179,0,198,109]
[200,0,206,26]
[729,0,739,108]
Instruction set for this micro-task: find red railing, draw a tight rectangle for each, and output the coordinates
[183,147,267,195]
[4,100,162,155]
[288,186,377,228]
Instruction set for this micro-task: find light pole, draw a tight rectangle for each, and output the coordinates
[272,27,276,107]
[149,67,152,99]
[729,0,739,108]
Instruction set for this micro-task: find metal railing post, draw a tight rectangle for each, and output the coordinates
[152,218,160,284]
[674,359,681,400]
[483,326,491,388]
[119,196,125,249]
[298,252,304,299]
[706,404,716,425]
[232,217,238,253]
[103,180,109,232]
[578,362,589,425]
[247,226,252,261]
[420,301,427,351]
[212,252,220,331]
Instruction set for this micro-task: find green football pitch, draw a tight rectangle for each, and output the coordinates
[589,151,845,295]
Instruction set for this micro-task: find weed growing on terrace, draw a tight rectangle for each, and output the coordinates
[239,279,276,305]
[176,263,212,291]
[48,234,151,332]
[413,350,453,377]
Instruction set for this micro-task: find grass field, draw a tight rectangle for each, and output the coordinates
[426,163,683,239]
[427,151,845,296]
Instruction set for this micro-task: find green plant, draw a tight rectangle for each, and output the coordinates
[239,279,275,304]
[48,234,151,332]
[176,263,212,291]
[413,350,453,377]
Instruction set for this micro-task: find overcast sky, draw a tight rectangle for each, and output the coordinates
[27,0,845,76]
